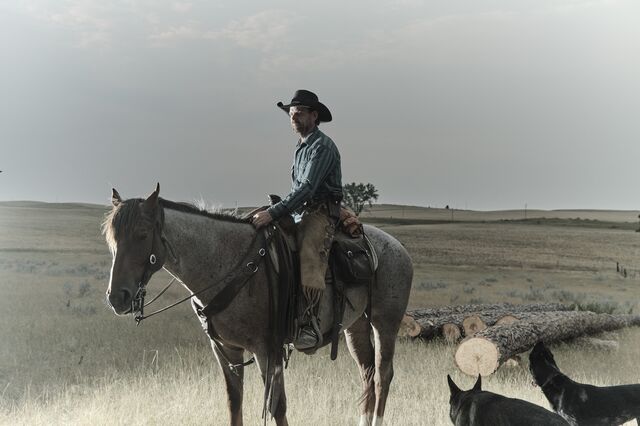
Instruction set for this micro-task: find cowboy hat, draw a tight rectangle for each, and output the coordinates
[277,89,332,122]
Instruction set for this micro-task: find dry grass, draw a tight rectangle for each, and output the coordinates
[382,222,640,311]
[1,201,640,425]
[2,332,640,425]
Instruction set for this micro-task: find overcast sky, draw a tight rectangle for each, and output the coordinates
[1,0,639,210]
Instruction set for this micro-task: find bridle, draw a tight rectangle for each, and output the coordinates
[130,206,273,326]
[124,205,291,419]
[132,213,176,325]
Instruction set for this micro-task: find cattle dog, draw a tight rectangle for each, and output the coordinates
[447,374,569,425]
[529,341,640,425]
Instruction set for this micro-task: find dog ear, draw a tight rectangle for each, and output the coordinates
[447,375,461,396]
[473,374,482,391]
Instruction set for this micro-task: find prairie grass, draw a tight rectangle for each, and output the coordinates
[2,330,640,425]
[1,202,640,425]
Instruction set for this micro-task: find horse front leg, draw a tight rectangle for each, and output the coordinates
[254,350,288,426]
[211,341,245,426]
[344,315,376,426]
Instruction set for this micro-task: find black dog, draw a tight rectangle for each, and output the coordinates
[529,341,640,425]
[447,374,569,425]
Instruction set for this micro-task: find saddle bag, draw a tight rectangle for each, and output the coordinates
[331,233,375,285]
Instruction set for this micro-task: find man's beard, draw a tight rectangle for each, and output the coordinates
[293,121,313,136]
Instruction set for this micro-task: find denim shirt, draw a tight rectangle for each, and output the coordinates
[268,127,342,219]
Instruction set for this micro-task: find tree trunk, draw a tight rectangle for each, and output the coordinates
[406,303,572,340]
[454,312,640,377]
[406,313,465,339]
[408,302,571,321]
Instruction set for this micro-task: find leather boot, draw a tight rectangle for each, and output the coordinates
[293,313,321,351]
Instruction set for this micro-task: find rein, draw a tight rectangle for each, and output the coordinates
[128,211,276,379]
[132,217,272,325]
[127,208,285,410]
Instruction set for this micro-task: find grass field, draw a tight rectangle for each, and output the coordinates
[1,201,639,425]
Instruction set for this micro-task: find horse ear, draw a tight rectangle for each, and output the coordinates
[473,374,482,391]
[112,188,122,206]
[144,183,160,211]
[447,375,461,396]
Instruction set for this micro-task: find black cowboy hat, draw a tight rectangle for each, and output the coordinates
[277,89,332,123]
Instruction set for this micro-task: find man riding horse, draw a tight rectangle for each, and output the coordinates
[251,89,342,351]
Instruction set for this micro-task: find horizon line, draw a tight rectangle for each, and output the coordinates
[1,199,638,213]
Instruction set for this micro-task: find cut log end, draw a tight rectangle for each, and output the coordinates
[455,337,500,377]
[503,355,522,368]
[399,314,421,338]
[442,323,462,344]
[462,315,487,336]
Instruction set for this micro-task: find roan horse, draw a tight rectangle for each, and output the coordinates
[103,184,412,426]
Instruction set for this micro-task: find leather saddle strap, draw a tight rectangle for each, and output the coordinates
[201,230,271,318]
[329,253,345,361]
[275,225,297,343]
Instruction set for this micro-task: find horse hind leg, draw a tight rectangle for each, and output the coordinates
[370,323,399,426]
[345,315,376,426]
[211,342,245,426]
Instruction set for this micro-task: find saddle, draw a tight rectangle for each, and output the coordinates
[243,196,378,359]
[264,222,378,286]
[243,195,378,281]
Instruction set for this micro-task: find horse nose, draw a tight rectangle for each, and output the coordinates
[120,288,132,306]
[106,287,132,311]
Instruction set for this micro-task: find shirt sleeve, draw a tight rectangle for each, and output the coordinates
[267,142,336,219]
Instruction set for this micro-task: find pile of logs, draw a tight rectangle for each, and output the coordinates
[401,302,572,341]
[400,303,640,377]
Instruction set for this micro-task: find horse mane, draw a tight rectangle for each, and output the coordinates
[102,197,250,251]
[158,198,250,224]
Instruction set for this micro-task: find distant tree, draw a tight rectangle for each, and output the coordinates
[343,182,378,216]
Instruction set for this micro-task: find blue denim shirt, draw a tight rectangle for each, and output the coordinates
[268,127,342,219]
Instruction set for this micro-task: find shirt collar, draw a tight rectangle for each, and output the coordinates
[298,127,319,146]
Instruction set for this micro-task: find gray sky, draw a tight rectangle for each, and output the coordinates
[1,0,639,210]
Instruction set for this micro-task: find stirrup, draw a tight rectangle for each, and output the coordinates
[293,326,319,350]
[294,316,322,351]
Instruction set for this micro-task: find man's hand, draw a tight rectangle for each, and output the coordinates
[340,206,362,236]
[251,210,273,229]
